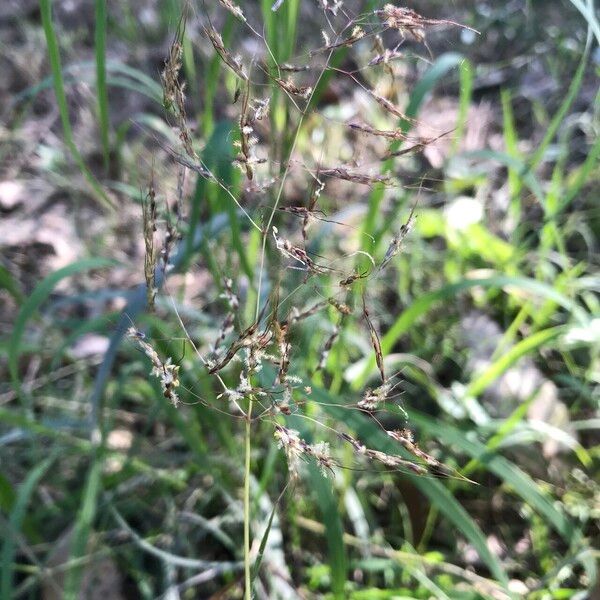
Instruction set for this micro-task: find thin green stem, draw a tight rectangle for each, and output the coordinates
[244,397,254,599]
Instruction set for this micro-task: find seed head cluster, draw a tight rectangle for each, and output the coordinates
[131,3,475,482]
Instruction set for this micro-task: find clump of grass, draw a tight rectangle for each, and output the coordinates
[127,3,477,596]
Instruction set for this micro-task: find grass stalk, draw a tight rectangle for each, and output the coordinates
[244,397,254,599]
[40,0,114,209]
[94,0,110,171]
[39,0,114,210]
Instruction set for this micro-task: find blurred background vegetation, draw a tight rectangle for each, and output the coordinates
[0,0,599,598]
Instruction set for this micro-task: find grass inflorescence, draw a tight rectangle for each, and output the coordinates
[1,1,599,599]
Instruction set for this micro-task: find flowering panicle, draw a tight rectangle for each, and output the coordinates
[319,167,392,186]
[339,432,427,475]
[161,17,197,159]
[379,203,417,271]
[130,1,473,494]
[272,226,331,274]
[218,0,245,22]
[204,25,248,81]
[128,328,180,407]
[358,380,394,412]
[274,425,334,477]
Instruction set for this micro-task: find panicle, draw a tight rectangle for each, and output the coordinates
[128,327,180,407]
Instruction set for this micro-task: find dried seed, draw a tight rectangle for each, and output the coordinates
[363,297,385,383]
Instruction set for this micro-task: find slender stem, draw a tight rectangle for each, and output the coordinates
[244,397,254,599]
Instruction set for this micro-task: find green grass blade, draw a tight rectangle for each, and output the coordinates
[250,495,279,590]
[0,454,56,599]
[12,60,164,108]
[556,133,600,217]
[95,0,110,170]
[500,89,523,223]
[8,258,115,397]
[307,464,347,599]
[528,36,590,172]
[353,275,589,389]
[465,326,564,397]
[407,411,576,542]
[0,407,186,489]
[312,388,510,589]
[39,0,114,210]
[449,58,473,158]
[567,0,600,45]
[64,457,103,600]
[0,264,24,302]
[460,149,544,202]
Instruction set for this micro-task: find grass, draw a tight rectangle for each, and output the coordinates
[39,0,114,210]
[1,1,599,599]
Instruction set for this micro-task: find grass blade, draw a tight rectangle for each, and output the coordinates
[63,457,102,600]
[39,0,114,210]
[353,275,589,389]
[528,34,590,174]
[307,464,347,599]
[407,411,576,542]
[465,326,564,397]
[311,387,510,589]
[0,454,56,599]
[0,264,24,302]
[95,0,110,170]
[567,0,600,47]
[8,258,115,398]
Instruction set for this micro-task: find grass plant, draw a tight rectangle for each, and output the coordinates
[1,1,599,598]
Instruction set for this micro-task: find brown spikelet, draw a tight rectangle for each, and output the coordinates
[328,297,352,315]
[339,432,427,475]
[273,76,312,99]
[370,34,396,80]
[385,129,455,159]
[205,25,248,81]
[319,167,392,186]
[379,202,417,271]
[349,121,410,141]
[279,63,310,72]
[274,321,291,384]
[272,227,332,274]
[366,88,413,122]
[314,25,365,54]
[236,82,254,179]
[160,10,197,159]
[339,271,369,286]
[362,296,385,383]
[218,0,246,22]
[142,173,157,312]
[287,301,328,326]
[315,323,340,373]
